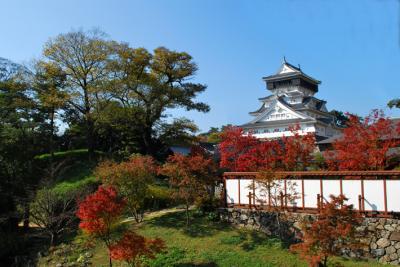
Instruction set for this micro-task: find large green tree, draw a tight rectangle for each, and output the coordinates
[33,61,68,177]
[0,65,46,235]
[107,45,208,157]
[42,30,114,158]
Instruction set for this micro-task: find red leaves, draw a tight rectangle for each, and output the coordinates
[109,230,165,266]
[76,186,125,238]
[281,125,316,171]
[219,127,259,171]
[77,169,165,266]
[160,153,215,201]
[219,126,316,171]
[290,195,361,267]
[160,152,218,225]
[326,110,400,171]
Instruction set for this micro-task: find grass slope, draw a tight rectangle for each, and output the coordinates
[87,209,383,267]
[35,149,101,194]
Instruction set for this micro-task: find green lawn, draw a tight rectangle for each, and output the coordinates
[85,209,383,267]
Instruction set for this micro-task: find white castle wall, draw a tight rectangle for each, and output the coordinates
[226,178,400,213]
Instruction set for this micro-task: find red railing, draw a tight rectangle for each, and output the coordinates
[222,170,400,218]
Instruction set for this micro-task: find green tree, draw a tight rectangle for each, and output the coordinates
[95,155,158,223]
[33,61,68,178]
[388,98,400,109]
[0,68,45,232]
[42,29,114,159]
[329,110,349,128]
[107,45,209,158]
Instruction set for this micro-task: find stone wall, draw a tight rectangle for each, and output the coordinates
[219,208,400,265]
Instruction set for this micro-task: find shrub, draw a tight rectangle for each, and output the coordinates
[30,187,77,246]
[290,195,362,267]
[145,185,175,211]
[194,196,220,213]
[160,153,218,226]
[109,230,165,267]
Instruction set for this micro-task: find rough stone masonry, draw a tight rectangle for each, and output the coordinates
[219,208,400,265]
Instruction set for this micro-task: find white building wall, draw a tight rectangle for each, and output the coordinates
[226,178,400,212]
[248,124,316,139]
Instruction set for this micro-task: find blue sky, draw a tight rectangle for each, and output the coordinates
[1,0,400,132]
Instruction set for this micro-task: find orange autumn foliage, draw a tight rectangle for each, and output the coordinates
[160,152,217,225]
[326,110,400,171]
[95,154,157,222]
[110,230,165,267]
[290,195,361,267]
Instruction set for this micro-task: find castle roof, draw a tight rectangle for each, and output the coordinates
[250,95,328,116]
[263,61,321,85]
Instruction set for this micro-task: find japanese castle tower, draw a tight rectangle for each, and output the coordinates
[241,59,342,140]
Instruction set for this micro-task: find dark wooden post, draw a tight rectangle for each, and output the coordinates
[320,178,323,204]
[284,179,288,209]
[301,178,305,210]
[252,179,256,208]
[268,181,271,208]
[339,178,343,196]
[361,179,365,212]
[317,194,321,212]
[223,176,227,208]
[280,192,284,210]
[238,179,241,206]
[383,177,388,216]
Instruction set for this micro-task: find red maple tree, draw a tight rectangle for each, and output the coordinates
[219,125,316,171]
[95,154,158,222]
[109,230,165,267]
[281,125,316,171]
[290,195,361,267]
[326,110,400,170]
[160,153,217,225]
[219,126,259,171]
[76,186,126,267]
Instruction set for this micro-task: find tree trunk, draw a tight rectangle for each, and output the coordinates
[83,83,95,161]
[23,204,30,232]
[185,202,190,227]
[50,233,55,246]
[49,108,55,179]
[142,126,154,156]
[130,207,143,223]
[275,212,283,240]
[109,256,112,267]
[86,116,95,161]
[318,256,328,267]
